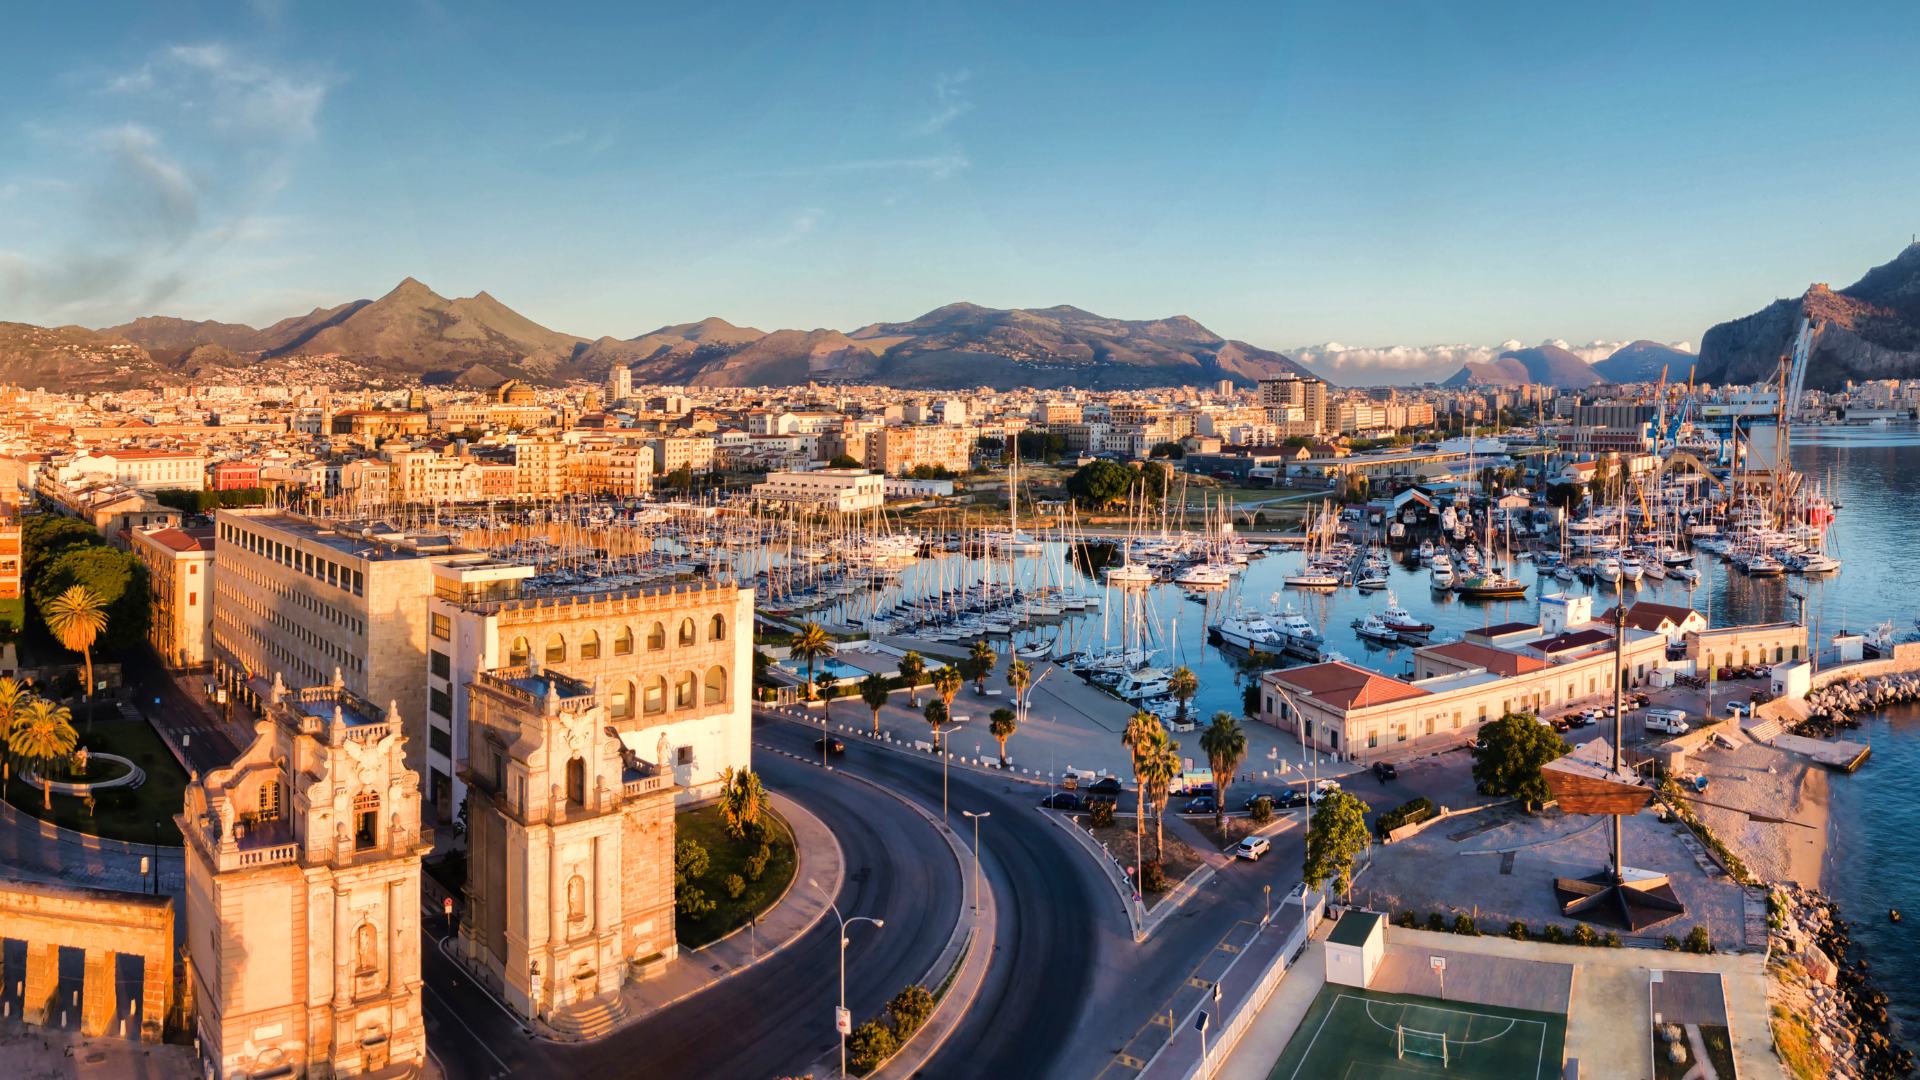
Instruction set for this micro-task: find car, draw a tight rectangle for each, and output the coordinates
[1644,708,1691,735]
[1275,789,1309,808]
[1085,776,1125,798]
[1235,836,1271,861]
[1550,717,1572,733]
[1241,792,1279,811]
[1039,792,1083,811]
[815,736,845,755]
[1181,782,1218,798]
[1183,796,1218,815]
[1371,761,1398,782]
[1308,780,1343,804]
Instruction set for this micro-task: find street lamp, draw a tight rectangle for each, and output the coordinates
[812,878,883,1079]
[960,810,990,913]
[930,723,960,822]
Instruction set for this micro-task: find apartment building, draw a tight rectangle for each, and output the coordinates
[131,524,216,669]
[1257,375,1329,435]
[49,448,208,491]
[0,512,21,601]
[511,435,569,499]
[567,444,654,499]
[871,423,976,475]
[644,435,716,476]
[210,510,475,779]
[607,364,632,403]
[750,468,885,511]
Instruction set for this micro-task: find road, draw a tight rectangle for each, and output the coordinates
[421,745,961,1080]
[122,648,241,775]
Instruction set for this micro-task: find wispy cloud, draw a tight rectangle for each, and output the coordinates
[912,69,972,136]
[108,42,330,140]
[770,152,970,181]
[770,207,825,246]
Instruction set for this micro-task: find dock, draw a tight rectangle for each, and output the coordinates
[1768,732,1871,772]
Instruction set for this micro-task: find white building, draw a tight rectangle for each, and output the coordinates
[750,468,885,512]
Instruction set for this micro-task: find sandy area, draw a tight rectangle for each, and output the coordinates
[1682,729,1829,889]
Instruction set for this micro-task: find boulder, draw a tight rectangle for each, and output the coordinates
[1801,947,1838,987]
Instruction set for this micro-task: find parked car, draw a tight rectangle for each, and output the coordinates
[1371,761,1398,782]
[1182,796,1218,816]
[1085,776,1125,799]
[1549,716,1572,733]
[815,736,845,755]
[1235,836,1271,861]
[1308,780,1342,804]
[1644,708,1691,735]
[1275,789,1309,808]
[1039,792,1083,811]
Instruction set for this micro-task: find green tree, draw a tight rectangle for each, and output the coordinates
[858,672,891,736]
[886,985,936,1038]
[932,665,962,711]
[1144,741,1181,862]
[7,697,77,810]
[44,585,109,730]
[1140,460,1172,502]
[33,546,147,654]
[0,677,26,793]
[923,698,948,731]
[988,706,1018,766]
[1199,712,1247,834]
[964,639,996,695]
[897,651,927,707]
[1148,441,1185,459]
[789,622,834,701]
[21,515,100,580]
[1004,658,1031,712]
[1471,712,1571,812]
[717,766,766,840]
[1167,666,1198,727]
[1341,471,1371,504]
[1066,460,1136,509]
[1122,711,1166,882]
[827,453,862,469]
[847,1019,898,1075]
[1302,790,1369,900]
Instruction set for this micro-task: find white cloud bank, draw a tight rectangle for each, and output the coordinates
[1291,338,1694,385]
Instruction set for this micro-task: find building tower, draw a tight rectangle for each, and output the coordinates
[178,670,430,1079]
[607,365,632,404]
[457,658,677,1034]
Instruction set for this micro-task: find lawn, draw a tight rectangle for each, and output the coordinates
[675,803,798,950]
[4,716,189,845]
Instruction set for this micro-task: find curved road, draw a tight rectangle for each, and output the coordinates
[422,748,961,1079]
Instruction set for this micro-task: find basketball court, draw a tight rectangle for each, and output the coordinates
[1265,984,1569,1080]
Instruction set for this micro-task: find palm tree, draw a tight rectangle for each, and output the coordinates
[8,698,77,810]
[966,639,997,696]
[923,698,948,731]
[1122,711,1166,886]
[1004,659,1031,715]
[790,622,834,701]
[0,677,25,794]
[1143,741,1181,862]
[1199,712,1248,834]
[45,585,108,730]
[717,766,767,840]
[1168,666,1199,728]
[988,707,1018,766]
[933,665,963,711]
[858,672,891,736]
[897,651,927,707]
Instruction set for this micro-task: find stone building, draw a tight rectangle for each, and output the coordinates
[178,673,431,1079]
[0,876,174,1042]
[457,663,677,1031]
[426,561,752,819]
[130,523,216,669]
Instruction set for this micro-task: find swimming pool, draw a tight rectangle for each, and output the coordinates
[774,656,872,683]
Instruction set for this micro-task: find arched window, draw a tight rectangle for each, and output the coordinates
[565,757,585,807]
[509,636,530,667]
[679,618,696,646]
[675,671,696,709]
[545,633,566,664]
[353,790,381,851]
[614,626,634,656]
[710,614,726,642]
[644,675,667,715]
[610,680,634,720]
[647,622,666,651]
[1775,646,1784,663]
[579,631,600,660]
[704,665,727,705]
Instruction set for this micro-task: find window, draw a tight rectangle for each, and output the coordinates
[679,618,696,646]
[710,614,726,641]
[610,680,634,720]
[579,631,600,660]
[647,623,666,651]
[430,725,451,756]
[257,779,282,821]
[431,613,451,641]
[509,637,530,667]
[545,633,567,664]
[676,746,693,766]
[429,687,451,719]
[353,791,380,850]
[614,626,634,656]
[704,665,727,705]
[644,676,667,715]
[565,757,585,807]
[189,591,197,606]
[675,671,696,709]
[430,650,450,679]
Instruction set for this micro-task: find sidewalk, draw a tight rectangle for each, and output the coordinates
[0,797,183,896]
[0,1021,198,1079]
[612,791,844,1025]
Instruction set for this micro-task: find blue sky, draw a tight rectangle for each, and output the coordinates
[3,1,1918,382]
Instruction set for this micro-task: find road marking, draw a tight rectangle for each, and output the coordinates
[423,984,513,1075]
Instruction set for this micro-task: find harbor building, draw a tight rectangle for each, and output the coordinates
[750,467,886,512]
[178,675,430,1080]
[427,560,753,820]
[457,664,677,1031]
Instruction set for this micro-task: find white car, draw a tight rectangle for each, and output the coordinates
[1235,836,1271,861]
[1307,779,1343,804]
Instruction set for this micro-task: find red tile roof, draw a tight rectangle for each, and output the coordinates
[1600,602,1702,634]
[1272,661,1429,710]
[142,526,215,553]
[1420,640,1552,677]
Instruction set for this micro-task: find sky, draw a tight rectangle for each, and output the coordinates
[3,1,1918,384]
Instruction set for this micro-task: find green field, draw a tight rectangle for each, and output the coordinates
[3,715,190,845]
[1267,985,1567,1080]
[674,804,798,949]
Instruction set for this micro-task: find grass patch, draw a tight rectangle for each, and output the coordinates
[675,804,798,950]
[4,717,189,845]
[1655,1024,1736,1080]
[1076,816,1205,909]
[1770,1004,1830,1080]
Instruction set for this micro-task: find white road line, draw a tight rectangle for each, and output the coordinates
[423,984,512,1075]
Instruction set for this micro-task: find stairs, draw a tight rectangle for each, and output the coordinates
[547,991,629,1040]
[1742,716,1786,744]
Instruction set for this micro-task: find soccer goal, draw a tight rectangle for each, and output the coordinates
[1396,1024,1450,1067]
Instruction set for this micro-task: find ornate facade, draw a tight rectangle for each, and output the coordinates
[179,672,430,1079]
[458,663,676,1030]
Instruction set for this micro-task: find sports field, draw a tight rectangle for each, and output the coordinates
[1266,985,1568,1080]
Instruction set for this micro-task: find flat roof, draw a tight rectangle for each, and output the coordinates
[220,510,468,562]
[1328,910,1383,947]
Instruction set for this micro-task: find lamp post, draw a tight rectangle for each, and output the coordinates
[930,723,959,822]
[812,878,883,1079]
[961,810,990,913]
[1263,883,1272,926]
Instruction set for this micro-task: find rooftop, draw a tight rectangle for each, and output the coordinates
[1271,660,1430,710]
[1528,627,1615,655]
[1421,640,1553,677]
[1328,910,1383,947]
[220,509,469,562]
[140,524,216,553]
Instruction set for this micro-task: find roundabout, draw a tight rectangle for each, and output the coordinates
[22,751,147,797]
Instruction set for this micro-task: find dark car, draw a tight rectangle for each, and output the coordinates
[815,737,845,755]
[1275,789,1309,808]
[1181,782,1217,799]
[1085,776,1125,799]
[1040,792,1083,811]
[1242,792,1280,811]
[1182,796,1218,815]
[1371,761,1398,781]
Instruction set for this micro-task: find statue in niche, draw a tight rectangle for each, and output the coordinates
[354,920,379,975]
[567,873,587,922]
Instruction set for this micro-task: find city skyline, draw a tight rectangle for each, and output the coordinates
[4,2,1919,381]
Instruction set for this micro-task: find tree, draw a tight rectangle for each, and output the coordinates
[847,1019,898,1075]
[1066,460,1135,510]
[1242,679,1262,719]
[8,698,77,810]
[858,672,891,736]
[1121,711,1166,885]
[964,639,996,695]
[1545,482,1584,512]
[1004,658,1031,713]
[1302,790,1369,900]
[1168,666,1198,727]
[932,665,962,711]
[1199,712,1247,834]
[1140,460,1172,502]
[665,465,697,492]
[33,545,148,655]
[0,677,25,793]
[1148,441,1185,459]
[789,622,834,701]
[1471,712,1571,812]
[1341,471,1371,505]
[897,651,927,707]
[717,766,767,840]
[988,707,1018,766]
[923,698,948,731]
[886,984,936,1038]
[827,453,862,469]
[44,585,108,730]
[1145,741,1181,861]
[21,516,100,581]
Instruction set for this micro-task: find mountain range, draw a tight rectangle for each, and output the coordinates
[1698,242,1920,390]
[1439,343,1610,389]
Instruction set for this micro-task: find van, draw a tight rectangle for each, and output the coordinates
[1644,708,1690,735]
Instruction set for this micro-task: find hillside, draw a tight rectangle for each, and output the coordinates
[1698,243,1920,389]
[1441,343,1605,388]
[1592,340,1696,383]
[0,323,169,391]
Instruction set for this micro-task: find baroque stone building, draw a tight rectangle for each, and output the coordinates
[457,663,676,1032]
[179,672,430,1079]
